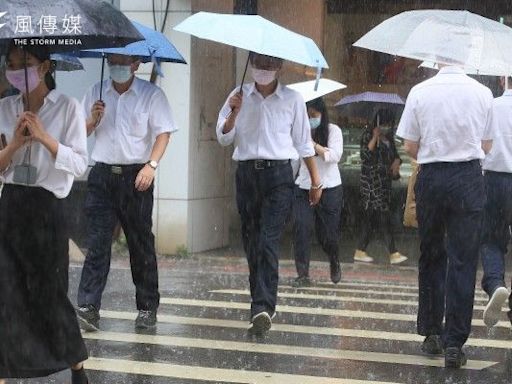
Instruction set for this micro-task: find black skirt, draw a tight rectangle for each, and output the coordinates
[0,184,88,378]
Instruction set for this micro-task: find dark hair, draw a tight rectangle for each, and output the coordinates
[306,97,329,147]
[372,108,395,128]
[7,42,56,90]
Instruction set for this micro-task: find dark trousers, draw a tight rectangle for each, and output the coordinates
[292,185,343,278]
[236,161,294,317]
[77,163,160,311]
[357,208,397,254]
[415,160,484,348]
[480,171,512,313]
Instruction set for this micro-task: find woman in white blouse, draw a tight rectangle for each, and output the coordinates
[0,44,89,384]
[292,97,344,286]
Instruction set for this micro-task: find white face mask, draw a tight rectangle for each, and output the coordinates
[109,64,133,84]
[251,68,277,85]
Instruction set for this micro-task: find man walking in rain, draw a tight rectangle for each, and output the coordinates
[397,63,495,368]
[216,52,322,335]
[480,76,512,328]
[76,54,177,331]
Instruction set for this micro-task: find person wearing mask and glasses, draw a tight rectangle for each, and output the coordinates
[76,54,177,332]
[217,52,322,335]
[0,43,89,384]
[292,97,343,287]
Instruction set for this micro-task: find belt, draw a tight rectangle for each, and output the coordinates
[239,159,290,170]
[94,162,144,175]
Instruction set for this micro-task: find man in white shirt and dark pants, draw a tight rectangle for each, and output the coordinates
[217,52,322,335]
[480,76,512,328]
[397,65,494,368]
[76,54,176,331]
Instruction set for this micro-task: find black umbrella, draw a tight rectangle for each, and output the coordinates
[0,0,143,54]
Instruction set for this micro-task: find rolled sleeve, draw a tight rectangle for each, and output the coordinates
[323,124,343,163]
[54,99,88,177]
[216,90,236,147]
[291,98,314,158]
[397,93,421,142]
[149,89,177,137]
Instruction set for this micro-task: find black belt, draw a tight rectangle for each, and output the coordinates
[421,159,480,169]
[94,162,144,175]
[239,159,290,170]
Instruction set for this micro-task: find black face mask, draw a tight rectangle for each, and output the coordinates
[380,126,392,135]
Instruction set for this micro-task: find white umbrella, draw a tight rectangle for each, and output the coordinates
[354,10,512,76]
[287,79,346,102]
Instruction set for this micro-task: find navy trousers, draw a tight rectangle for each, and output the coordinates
[77,163,160,311]
[415,160,484,348]
[236,161,294,318]
[480,171,512,314]
[292,185,343,278]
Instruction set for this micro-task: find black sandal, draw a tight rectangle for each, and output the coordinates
[71,367,89,384]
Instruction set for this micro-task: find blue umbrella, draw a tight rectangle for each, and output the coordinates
[79,20,186,64]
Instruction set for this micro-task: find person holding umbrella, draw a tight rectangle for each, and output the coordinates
[354,109,408,265]
[397,62,495,368]
[291,96,343,287]
[0,43,89,383]
[217,52,322,335]
[76,53,177,332]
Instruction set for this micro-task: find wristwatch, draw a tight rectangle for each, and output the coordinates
[147,160,158,170]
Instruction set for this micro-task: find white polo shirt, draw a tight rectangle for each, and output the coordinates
[483,90,512,173]
[82,77,177,165]
[0,90,88,198]
[397,66,495,164]
[216,82,315,160]
[296,123,343,189]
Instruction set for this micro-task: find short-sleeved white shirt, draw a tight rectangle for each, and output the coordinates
[397,66,495,164]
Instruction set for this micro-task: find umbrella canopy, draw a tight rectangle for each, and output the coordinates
[0,0,143,54]
[79,20,186,63]
[50,53,83,71]
[335,92,405,120]
[353,10,512,75]
[173,12,328,69]
[287,78,346,102]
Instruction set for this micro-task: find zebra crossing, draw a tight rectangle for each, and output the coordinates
[71,270,512,384]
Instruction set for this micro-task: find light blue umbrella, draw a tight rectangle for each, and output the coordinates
[174,12,328,90]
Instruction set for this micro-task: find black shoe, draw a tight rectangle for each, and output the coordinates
[330,259,341,284]
[291,276,312,288]
[135,310,157,329]
[445,347,467,368]
[71,367,89,384]
[421,335,444,355]
[76,305,100,332]
[248,311,272,335]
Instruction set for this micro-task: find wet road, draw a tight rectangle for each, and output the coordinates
[11,252,512,384]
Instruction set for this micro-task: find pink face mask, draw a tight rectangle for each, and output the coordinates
[5,65,41,94]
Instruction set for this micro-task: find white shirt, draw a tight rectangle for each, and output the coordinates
[216,82,315,160]
[83,77,177,165]
[483,89,512,173]
[397,66,495,164]
[296,123,343,189]
[0,90,88,198]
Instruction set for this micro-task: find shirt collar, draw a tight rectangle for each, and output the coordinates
[248,81,285,99]
[503,89,512,96]
[15,89,60,106]
[106,76,141,95]
[437,66,466,75]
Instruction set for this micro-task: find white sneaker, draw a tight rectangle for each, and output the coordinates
[248,311,272,335]
[389,252,408,265]
[354,249,373,263]
[483,286,510,327]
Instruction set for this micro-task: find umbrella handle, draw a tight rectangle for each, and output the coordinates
[239,55,249,94]
[99,54,106,101]
[23,48,30,112]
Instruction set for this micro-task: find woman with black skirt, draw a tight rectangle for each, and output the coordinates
[353,108,407,265]
[0,44,89,383]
